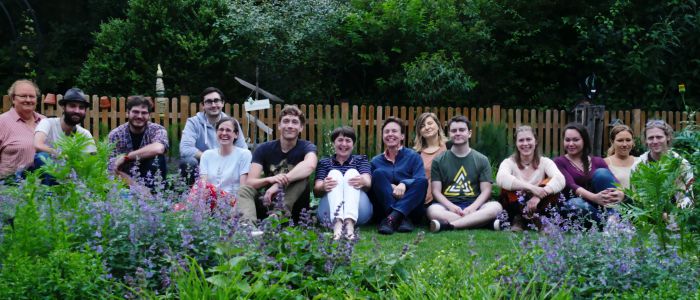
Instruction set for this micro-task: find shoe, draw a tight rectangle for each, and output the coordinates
[378,212,401,235]
[430,219,440,232]
[429,219,454,232]
[511,216,524,232]
[493,219,501,231]
[397,218,415,233]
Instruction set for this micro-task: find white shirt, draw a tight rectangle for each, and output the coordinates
[199,147,252,195]
[35,117,96,153]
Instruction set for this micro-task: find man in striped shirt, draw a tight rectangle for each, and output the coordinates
[0,79,45,179]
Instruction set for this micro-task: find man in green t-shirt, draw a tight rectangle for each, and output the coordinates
[428,115,503,232]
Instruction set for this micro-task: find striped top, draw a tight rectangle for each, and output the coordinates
[315,154,371,182]
[0,108,46,178]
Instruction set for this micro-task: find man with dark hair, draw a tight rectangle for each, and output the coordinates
[237,105,317,223]
[108,95,168,188]
[34,88,96,157]
[428,115,503,232]
[31,88,96,183]
[179,87,247,184]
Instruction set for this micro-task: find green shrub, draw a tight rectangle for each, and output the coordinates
[0,248,113,299]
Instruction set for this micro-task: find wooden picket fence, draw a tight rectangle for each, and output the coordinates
[3,94,698,158]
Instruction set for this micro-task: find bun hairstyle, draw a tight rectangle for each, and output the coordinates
[607,124,634,157]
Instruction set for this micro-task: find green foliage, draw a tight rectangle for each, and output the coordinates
[473,122,510,169]
[0,248,113,299]
[78,0,231,96]
[621,154,689,249]
[403,51,476,106]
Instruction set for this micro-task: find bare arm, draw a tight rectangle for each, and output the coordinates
[34,132,57,155]
[285,152,318,183]
[127,142,166,160]
[243,163,268,189]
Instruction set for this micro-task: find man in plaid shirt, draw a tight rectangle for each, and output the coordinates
[109,95,168,188]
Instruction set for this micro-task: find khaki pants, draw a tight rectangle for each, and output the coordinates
[237,179,309,222]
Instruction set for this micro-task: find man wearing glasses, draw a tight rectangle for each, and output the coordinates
[109,95,169,189]
[179,87,247,184]
[0,79,46,179]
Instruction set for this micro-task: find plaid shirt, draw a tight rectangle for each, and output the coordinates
[108,122,169,172]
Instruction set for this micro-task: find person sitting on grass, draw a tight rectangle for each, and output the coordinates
[109,95,168,190]
[413,112,448,205]
[428,115,503,232]
[496,125,565,231]
[554,122,624,226]
[237,105,317,223]
[184,117,251,211]
[314,126,373,240]
[370,117,427,235]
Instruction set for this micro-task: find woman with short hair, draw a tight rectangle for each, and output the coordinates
[314,126,373,240]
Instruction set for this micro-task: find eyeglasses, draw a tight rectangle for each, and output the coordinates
[13,94,37,100]
[203,98,222,105]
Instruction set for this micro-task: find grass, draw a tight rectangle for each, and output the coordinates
[354,226,523,270]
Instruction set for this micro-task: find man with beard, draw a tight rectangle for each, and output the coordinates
[108,95,168,189]
[34,88,96,160]
[179,87,246,184]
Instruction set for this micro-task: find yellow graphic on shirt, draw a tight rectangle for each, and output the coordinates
[443,166,475,197]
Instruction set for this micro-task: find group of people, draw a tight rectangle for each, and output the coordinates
[0,79,694,240]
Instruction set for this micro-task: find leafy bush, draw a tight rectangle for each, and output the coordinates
[0,248,113,300]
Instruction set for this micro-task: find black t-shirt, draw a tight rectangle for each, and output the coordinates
[252,139,317,176]
[130,131,145,151]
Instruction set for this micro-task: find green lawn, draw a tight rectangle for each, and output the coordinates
[353,226,523,269]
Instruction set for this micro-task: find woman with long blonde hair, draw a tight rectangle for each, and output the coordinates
[413,112,448,204]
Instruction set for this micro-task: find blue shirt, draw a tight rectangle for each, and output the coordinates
[315,154,371,181]
[370,147,425,186]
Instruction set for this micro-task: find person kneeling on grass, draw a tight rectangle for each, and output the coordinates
[428,115,503,232]
[314,126,373,240]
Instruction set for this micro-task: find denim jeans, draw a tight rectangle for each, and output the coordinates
[370,168,427,222]
[562,168,619,225]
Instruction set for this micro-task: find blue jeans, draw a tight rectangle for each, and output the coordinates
[370,168,427,222]
[562,168,619,225]
[22,152,57,185]
[316,191,373,226]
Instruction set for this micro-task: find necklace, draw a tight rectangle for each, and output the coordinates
[566,155,586,173]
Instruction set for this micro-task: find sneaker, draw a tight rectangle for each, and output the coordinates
[429,219,442,232]
[397,218,415,233]
[429,219,454,232]
[493,219,501,231]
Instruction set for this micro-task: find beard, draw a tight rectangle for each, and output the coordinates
[63,112,85,126]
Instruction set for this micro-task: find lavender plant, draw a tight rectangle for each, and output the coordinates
[502,211,699,298]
